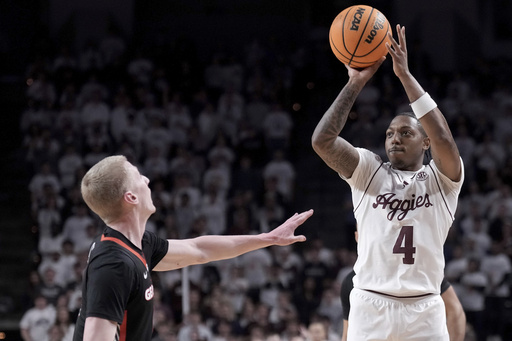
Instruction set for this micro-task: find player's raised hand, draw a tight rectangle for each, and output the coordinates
[267,209,313,246]
[386,24,410,79]
[345,56,386,86]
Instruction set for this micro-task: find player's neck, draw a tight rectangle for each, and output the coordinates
[108,212,147,249]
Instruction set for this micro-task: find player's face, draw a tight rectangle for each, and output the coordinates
[385,115,428,171]
[126,162,156,215]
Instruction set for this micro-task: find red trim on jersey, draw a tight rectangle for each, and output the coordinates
[101,234,147,268]
[119,311,127,341]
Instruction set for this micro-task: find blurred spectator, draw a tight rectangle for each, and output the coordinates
[110,89,133,143]
[458,258,488,341]
[262,150,296,203]
[80,89,110,132]
[99,25,126,66]
[271,245,303,289]
[166,92,193,147]
[482,241,512,339]
[238,245,273,294]
[200,181,227,235]
[61,203,94,252]
[38,267,65,307]
[20,294,56,341]
[301,321,328,341]
[127,49,154,86]
[315,287,343,337]
[257,192,285,233]
[262,102,293,151]
[143,146,169,181]
[218,85,244,142]
[78,40,103,73]
[57,144,83,190]
[36,195,63,256]
[220,265,248,314]
[259,263,287,309]
[177,310,213,341]
[196,102,220,146]
[26,71,57,108]
[29,162,61,203]
[54,305,75,341]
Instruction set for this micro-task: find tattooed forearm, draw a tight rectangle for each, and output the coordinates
[311,81,362,176]
[312,82,361,147]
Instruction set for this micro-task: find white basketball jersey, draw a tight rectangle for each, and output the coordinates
[344,148,464,296]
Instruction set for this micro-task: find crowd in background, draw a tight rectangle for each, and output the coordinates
[17,20,512,341]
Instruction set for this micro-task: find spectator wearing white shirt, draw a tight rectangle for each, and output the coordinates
[196,102,220,146]
[80,90,110,131]
[58,144,83,190]
[127,50,154,86]
[262,149,296,202]
[481,241,512,339]
[61,203,93,253]
[109,90,133,144]
[29,162,61,203]
[166,92,193,147]
[262,102,293,151]
[217,86,244,142]
[143,146,169,181]
[144,117,173,158]
[20,295,56,341]
[459,258,488,341]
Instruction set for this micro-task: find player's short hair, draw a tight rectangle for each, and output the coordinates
[396,112,427,137]
[81,155,130,224]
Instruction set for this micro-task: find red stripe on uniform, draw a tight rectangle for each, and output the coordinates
[101,234,147,267]
[119,311,127,341]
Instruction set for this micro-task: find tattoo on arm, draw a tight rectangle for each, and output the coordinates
[313,83,361,174]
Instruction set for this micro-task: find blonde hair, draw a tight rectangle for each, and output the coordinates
[81,155,130,223]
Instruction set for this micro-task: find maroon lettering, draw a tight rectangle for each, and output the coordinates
[372,193,432,220]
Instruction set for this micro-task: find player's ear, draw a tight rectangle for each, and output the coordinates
[422,137,430,151]
[124,191,138,205]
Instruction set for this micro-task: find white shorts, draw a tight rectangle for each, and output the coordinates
[347,288,449,341]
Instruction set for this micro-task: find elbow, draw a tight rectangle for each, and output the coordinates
[311,133,328,155]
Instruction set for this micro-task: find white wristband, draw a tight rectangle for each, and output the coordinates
[410,92,437,119]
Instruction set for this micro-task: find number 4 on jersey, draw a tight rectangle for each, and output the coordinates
[393,225,416,264]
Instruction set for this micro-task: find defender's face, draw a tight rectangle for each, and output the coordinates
[385,115,428,171]
[126,162,156,214]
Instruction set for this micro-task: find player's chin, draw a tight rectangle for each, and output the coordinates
[388,156,406,169]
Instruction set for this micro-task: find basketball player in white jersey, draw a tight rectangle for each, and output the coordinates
[312,24,464,340]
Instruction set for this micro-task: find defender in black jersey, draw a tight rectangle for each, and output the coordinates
[340,269,466,341]
[73,155,313,341]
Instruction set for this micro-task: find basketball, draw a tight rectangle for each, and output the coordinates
[329,5,392,68]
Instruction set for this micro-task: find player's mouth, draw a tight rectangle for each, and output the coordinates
[388,148,404,153]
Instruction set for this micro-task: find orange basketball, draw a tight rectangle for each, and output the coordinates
[329,5,391,68]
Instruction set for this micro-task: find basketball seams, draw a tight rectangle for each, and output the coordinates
[353,12,390,59]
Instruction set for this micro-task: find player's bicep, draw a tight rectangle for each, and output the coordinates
[314,137,359,178]
[153,239,204,271]
[83,317,118,341]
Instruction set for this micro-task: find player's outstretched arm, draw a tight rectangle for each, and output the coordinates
[153,209,313,271]
[387,24,461,181]
[311,58,384,178]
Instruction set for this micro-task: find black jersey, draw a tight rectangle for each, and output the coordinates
[340,269,451,320]
[73,227,168,341]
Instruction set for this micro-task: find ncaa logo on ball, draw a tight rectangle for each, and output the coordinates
[350,7,366,30]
